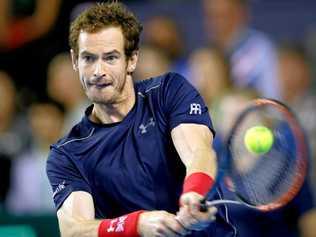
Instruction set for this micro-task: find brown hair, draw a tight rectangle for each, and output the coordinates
[69,2,143,58]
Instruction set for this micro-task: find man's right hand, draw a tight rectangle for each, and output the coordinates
[138,211,190,237]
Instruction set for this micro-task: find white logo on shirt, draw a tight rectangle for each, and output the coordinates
[52,180,66,198]
[139,117,155,134]
[189,103,202,115]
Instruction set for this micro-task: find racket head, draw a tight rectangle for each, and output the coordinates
[224,98,308,212]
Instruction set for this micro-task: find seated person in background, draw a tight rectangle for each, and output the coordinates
[6,102,64,214]
[277,43,316,205]
[0,71,31,209]
[0,0,61,50]
[47,52,89,134]
[202,0,281,99]
[134,44,171,81]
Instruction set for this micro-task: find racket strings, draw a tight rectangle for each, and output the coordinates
[234,151,295,205]
[229,106,300,206]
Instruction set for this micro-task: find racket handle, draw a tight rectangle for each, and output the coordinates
[200,197,208,212]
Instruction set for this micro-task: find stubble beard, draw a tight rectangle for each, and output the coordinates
[81,74,129,106]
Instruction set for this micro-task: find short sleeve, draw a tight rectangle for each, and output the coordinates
[46,147,91,210]
[162,73,215,136]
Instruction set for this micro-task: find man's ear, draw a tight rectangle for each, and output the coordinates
[70,49,78,71]
[127,51,139,73]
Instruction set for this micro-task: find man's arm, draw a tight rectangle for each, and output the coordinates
[171,123,217,177]
[171,123,217,230]
[57,191,188,237]
[57,191,100,237]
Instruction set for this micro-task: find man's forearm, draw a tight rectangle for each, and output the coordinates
[185,147,217,179]
[58,210,142,237]
[58,212,101,237]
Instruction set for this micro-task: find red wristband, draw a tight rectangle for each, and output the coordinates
[98,210,143,237]
[182,172,214,196]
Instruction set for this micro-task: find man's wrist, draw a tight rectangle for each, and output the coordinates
[182,172,214,197]
[98,210,144,237]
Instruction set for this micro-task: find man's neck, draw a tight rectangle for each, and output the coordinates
[90,90,136,124]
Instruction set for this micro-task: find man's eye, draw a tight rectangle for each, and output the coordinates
[83,55,94,62]
[106,55,118,62]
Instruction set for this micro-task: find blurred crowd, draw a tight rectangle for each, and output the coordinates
[1,0,316,236]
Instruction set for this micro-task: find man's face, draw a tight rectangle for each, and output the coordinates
[73,26,137,105]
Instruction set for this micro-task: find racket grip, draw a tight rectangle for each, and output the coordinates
[200,198,208,212]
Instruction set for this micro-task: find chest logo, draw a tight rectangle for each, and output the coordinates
[139,117,155,134]
[189,103,202,115]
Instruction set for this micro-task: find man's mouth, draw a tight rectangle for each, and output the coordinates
[89,82,113,89]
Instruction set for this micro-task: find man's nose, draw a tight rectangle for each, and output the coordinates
[93,61,106,78]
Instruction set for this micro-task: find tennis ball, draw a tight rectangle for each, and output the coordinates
[244,126,274,155]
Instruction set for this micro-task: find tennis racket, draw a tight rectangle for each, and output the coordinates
[201,98,308,212]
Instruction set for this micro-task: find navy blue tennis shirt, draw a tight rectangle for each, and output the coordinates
[46,72,236,236]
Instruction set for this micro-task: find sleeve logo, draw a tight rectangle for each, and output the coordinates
[52,180,66,198]
[189,103,202,115]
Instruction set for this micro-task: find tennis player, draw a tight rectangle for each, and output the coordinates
[46,2,236,236]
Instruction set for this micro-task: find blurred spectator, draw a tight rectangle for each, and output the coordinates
[6,102,64,214]
[213,89,257,139]
[187,47,232,107]
[47,52,89,133]
[0,0,61,50]
[187,47,260,141]
[304,29,316,89]
[203,0,280,99]
[187,46,236,143]
[134,44,171,81]
[214,91,316,237]
[143,15,188,75]
[277,43,316,204]
[211,89,258,155]
[0,71,31,207]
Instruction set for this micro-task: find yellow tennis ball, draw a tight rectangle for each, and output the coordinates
[244,126,274,155]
